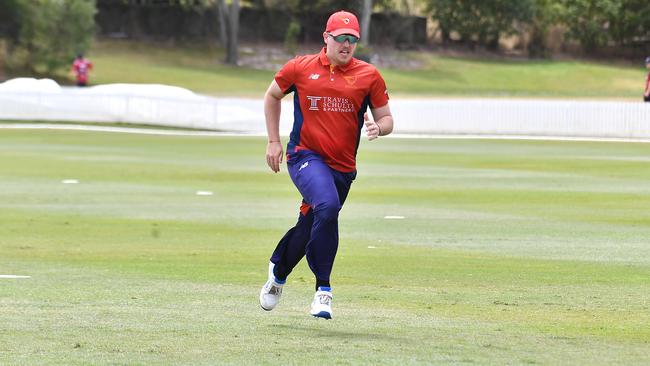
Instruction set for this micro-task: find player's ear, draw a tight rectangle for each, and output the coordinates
[323,32,328,45]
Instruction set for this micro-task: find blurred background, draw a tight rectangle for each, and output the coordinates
[1,0,649,137]
[1,0,649,97]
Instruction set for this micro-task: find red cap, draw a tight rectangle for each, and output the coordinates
[326,10,360,38]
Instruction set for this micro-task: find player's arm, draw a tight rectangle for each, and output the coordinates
[264,80,286,173]
[365,104,394,141]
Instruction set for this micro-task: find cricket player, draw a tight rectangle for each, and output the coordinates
[71,54,93,87]
[644,57,650,102]
[259,10,394,319]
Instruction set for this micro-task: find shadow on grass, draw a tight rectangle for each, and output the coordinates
[270,323,408,342]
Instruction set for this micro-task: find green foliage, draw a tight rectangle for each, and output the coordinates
[6,0,96,75]
[0,0,21,42]
[284,19,301,55]
[558,0,650,53]
[608,0,650,46]
[527,0,564,58]
[425,0,650,56]
[426,0,536,50]
[559,0,620,53]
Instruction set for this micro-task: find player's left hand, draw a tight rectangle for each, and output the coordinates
[364,113,380,141]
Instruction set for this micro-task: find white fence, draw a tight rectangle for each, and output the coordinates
[393,99,650,140]
[0,89,221,130]
[1,88,649,139]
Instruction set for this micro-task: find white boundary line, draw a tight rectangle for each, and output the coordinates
[3,123,650,143]
[0,275,31,279]
[0,123,253,137]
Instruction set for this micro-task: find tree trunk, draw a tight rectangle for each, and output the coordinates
[215,0,227,47]
[528,23,549,59]
[487,32,500,51]
[127,4,141,39]
[225,0,239,65]
[440,28,451,45]
[359,0,372,45]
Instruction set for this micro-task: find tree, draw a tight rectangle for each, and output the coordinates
[120,0,246,66]
[0,0,21,43]
[359,0,372,45]
[608,0,650,48]
[224,0,240,64]
[164,0,240,64]
[211,0,239,65]
[527,0,564,58]
[213,0,227,47]
[426,0,535,50]
[559,0,620,53]
[4,0,96,75]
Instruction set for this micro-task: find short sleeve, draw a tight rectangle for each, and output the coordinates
[274,58,298,94]
[369,69,389,109]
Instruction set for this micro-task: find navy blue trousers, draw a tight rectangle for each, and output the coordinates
[270,150,356,288]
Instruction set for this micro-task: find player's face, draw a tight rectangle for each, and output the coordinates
[323,32,357,66]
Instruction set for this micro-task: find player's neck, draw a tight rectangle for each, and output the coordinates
[326,55,353,67]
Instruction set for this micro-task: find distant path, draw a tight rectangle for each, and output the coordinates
[3,123,650,143]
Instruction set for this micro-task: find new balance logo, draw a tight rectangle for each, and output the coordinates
[299,161,309,171]
[308,74,320,80]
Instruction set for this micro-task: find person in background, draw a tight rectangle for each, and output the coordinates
[644,57,650,102]
[259,10,394,319]
[71,53,93,87]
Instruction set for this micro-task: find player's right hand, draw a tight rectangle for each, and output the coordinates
[266,141,283,173]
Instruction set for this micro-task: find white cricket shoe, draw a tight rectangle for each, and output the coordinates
[259,262,284,311]
[310,287,333,319]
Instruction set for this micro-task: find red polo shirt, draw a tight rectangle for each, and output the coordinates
[275,48,389,172]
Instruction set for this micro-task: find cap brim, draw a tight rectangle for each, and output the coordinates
[329,28,360,38]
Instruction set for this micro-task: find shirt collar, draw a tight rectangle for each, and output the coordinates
[319,47,355,72]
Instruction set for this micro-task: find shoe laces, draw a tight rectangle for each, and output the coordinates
[264,280,282,295]
[268,285,282,296]
[316,293,332,306]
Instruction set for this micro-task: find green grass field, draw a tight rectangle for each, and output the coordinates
[87,40,647,98]
[1,128,650,365]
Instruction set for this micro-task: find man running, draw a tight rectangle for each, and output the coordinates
[259,10,394,319]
